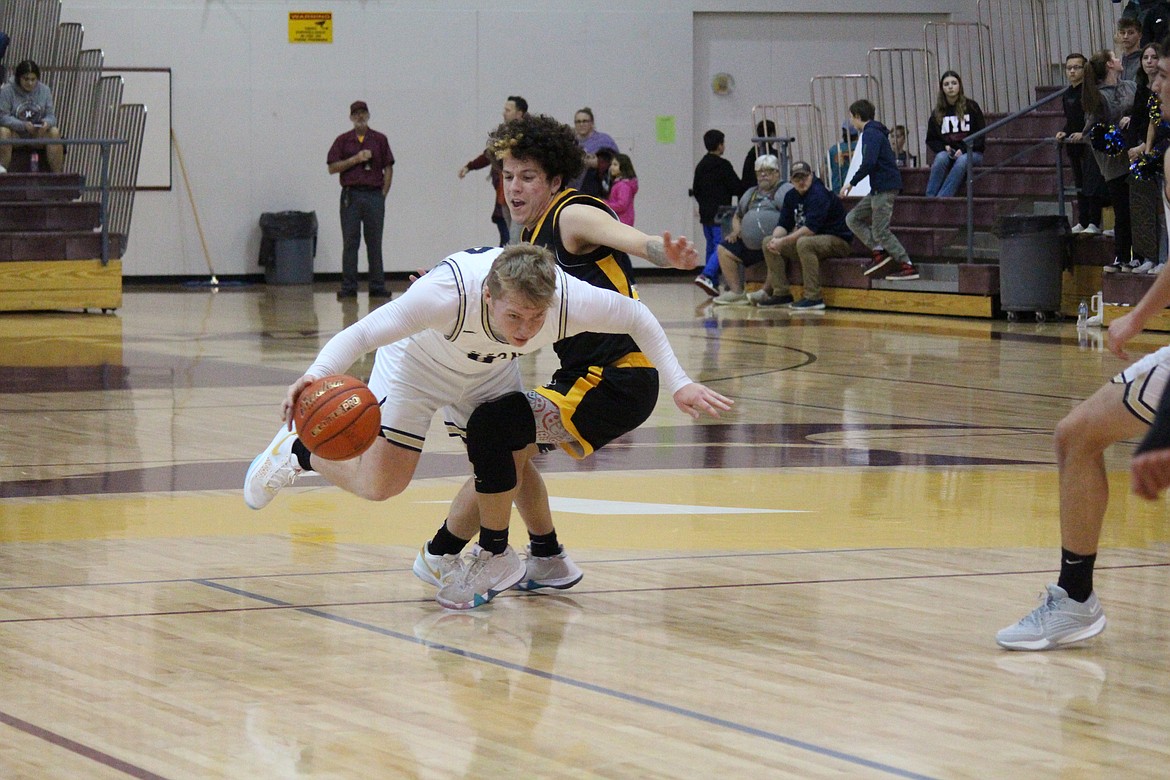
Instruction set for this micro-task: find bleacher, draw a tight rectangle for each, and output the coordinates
[0,0,145,312]
[743,0,1142,323]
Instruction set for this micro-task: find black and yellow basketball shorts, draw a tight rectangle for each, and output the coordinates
[534,355,659,460]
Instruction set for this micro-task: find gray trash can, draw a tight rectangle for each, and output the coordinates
[259,211,317,285]
[994,214,1068,319]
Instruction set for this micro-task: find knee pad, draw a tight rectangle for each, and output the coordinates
[465,392,537,494]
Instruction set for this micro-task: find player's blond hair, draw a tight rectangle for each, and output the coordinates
[486,244,558,307]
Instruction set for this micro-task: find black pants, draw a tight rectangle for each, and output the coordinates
[1106,176,1132,263]
[339,187,386,293]
[1067,144,1104,228]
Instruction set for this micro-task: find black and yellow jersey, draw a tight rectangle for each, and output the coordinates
[522,189,642,369]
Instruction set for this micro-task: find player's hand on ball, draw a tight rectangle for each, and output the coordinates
[673,383,733,419]
[282,374,320,426]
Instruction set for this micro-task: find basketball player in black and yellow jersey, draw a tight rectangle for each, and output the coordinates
[413,114,707,599]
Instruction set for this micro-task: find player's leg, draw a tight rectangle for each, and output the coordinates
[435,393,536,609]
[244,341,441,509]
[997,375,1152,650]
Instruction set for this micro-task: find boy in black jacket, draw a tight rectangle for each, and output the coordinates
[690,129,743,295]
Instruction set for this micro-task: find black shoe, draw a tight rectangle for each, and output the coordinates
[337,289,358,300]
[369,288,392,299]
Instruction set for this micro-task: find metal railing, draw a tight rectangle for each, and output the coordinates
[960,85,1069,263]
[750,103,823,179]
[0,136,128,265]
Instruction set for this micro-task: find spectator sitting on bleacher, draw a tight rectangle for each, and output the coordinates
[827,120,858,192]
[891,125,917,168]
[748,160,853,311]
[1082,48,1137,273]
[0,60,63,174]
[924,70,986,197]
[1057,53,1106,235]
[712,154,793,305]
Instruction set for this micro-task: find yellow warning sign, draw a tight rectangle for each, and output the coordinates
[289,12,332,43]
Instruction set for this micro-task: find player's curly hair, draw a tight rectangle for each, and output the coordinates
[488,114,585,186]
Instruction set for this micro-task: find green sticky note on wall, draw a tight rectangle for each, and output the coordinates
[656,116,676,144]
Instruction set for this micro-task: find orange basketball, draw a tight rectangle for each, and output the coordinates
[293,374,381,461]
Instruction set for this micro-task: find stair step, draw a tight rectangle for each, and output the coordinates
[0,173,85,201]
[900,167,1061,197]
[0,231,126,261]
[0,202,101,231]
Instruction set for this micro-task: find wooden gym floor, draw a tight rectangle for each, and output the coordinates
[1,278,1168,778]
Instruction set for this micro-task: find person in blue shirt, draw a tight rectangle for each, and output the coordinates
[747,160,853,310]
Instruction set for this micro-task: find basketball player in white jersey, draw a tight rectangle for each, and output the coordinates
[243,243,731,609]
[998,37,1170,650]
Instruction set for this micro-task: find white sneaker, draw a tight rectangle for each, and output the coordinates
[0,164,6,174]
[435,545,525,610]
[996,584,1106,651]
[1132,259,1155,273]
[243,424,306,510]
[1070,223,1085,234]
[1149,262,1166,275]
[412,542,467,587]
[1102,228,1115,237]
[1081,223,1101,235]
[515,544,584,591]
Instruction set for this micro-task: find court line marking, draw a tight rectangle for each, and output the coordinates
[195,578,939,780]
[0,709,171,779]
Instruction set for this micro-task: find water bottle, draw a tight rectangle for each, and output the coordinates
[1077,299,1088,327]
[29,151,39,171]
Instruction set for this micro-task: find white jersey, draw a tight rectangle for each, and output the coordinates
[307,246,693,395]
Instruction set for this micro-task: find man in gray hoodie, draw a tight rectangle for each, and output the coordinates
[840,99,917,281]
[0,60,62,173]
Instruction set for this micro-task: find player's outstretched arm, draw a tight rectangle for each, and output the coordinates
[1107,261,1170,359]
[559,204,699,269]
[673,383,734,419]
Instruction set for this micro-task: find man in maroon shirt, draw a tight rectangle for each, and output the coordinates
[327,100,395,300]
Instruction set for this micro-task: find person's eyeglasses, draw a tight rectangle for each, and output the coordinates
[574,119,592,124]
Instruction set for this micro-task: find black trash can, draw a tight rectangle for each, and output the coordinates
[994,214,1068,318]
[259,211,318,285]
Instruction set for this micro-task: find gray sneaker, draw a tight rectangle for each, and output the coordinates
[243,424,307,510]
[712,290,748,305]
[435,545,525,610]
[515,544,584,591]
[996,584,1106,651]
[412,542,467,587]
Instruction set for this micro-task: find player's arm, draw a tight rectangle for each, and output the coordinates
[563,276,733,419]
[558,203,699,270]
[1132,386,1170,499]
[279,268,459,422]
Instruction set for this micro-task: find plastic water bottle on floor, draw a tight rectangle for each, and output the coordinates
[1077,299,1088,328]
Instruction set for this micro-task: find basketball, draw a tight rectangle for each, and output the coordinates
[293,374,381,461]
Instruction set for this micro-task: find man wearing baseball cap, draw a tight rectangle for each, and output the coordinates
[326,100,396,300]
[752,160,854,310]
